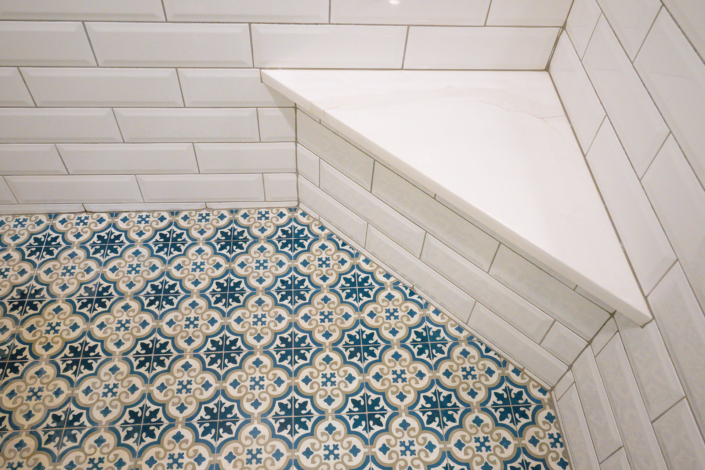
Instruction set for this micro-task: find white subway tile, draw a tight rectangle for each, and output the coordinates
[86,23,252,67]
[0,21,95,66]
[297,145,320,186]
[331,0,489,25]
[596,0,661,59]
[320,161,425,257]
[587,121,676,293]
[566,0,602,57]
[209,201,295,210]
[582,17,669,177]
[0,144,66,175]
[373,165,498,271]
[252,24,407,69]
[196,143,295,173]
[615,315,684,420]
[468,303,566,384]
[365,226,475,321]
[550,32,605,151]
[648,264,705,435]
[5,175,142,204]
[661,0,705,59]
[572,348,623,462]
[0,1,165,21]
[541,321,587,365]
[591,318,618,355]
[178,69,293,108]
[576,285,617,313]
[486,0,572,26]
[422,235,553,342]
[57,143,198,175]
[653,400,705,470]
[0,203,83,214]
[114,109,259,143]
[297,111,374,190]
[601,449,631,470]
[163,0,328,23]
[264,173,297,201]
[137,174,264,203]
[258,108,295,142]
[404,27,558,70]
[0,108,121,143]
[85,203,205,212]
[643,136,705,310]
[490,245,609,340]
[557,386,601,470]
[555,370,575,400]
[635,9,705,188]
[0,68,33,106]
[596,335,669,470]
[298,176,367,246]
[0,177,16,203]
[22,68,183,108]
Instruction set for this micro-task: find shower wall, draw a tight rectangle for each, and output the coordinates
[548,1,705,469]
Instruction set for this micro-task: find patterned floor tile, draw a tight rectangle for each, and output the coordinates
[0,208,571,469]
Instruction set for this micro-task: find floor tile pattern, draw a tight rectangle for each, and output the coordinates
[0,208,572,470]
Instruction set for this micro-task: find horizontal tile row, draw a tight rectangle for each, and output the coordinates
[0,0,573,26]
[0,21,560,70]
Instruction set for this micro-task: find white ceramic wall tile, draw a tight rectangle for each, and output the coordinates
[653,400,705,470]
[596,335,669,470]
[196,143,296,174]
[0,68,33,106]
[0,1,165,21]
[252,24,406,69]
[330,0,489,26]
[422,235,553,342]
[635,9,705,188]
[5,175,141,203]
[555,371,575,400]
[298,176,367,246]
[643,136,705,310]
[258,108,295,142]
[587,120,676,294]
[550,32,606,152]
[0,22,95,66]
[0,109,121,143]
[597,0,661,59]
[0,203,84,214]
[373,164,498,271]
[615,315,684,420]
[648,264,705,434]
[661,0,705,60]
[297,111,374,190]
[0,177,16,204]
[557,386,601,470]
[572,348,623,462]
[137,174,264,203]
[86,23,252,67]
[566,0,603,58]
[490,245,609,340]
[264,173,297,201]
[163,0,327,23]
[22,68,183,108]
[320,161,425,257]
[57,143,198,175]
[0,144,66,175]
[601,449,632,470]
[209,201,295,210]
[178,69,293,108]
[591,318,618,355]
[576,286,617,313]
[114,109,259,143]
[486,0,572,26]
[582,17,669,177]
[365,226,475,320]
[404,27,559,70]
[468,303,566,385]
[85,203,206,212]
[297,145,320,186]
[541,321,587,365]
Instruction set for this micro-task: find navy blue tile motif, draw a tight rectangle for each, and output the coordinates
[0,208,571,469]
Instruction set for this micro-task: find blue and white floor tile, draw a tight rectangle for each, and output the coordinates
[0,208,571,470]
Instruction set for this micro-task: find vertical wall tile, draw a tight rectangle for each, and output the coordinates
[258,108,295,142]
[0,144,66,175]
[163,0,328,23]
[0,68,33,106]
[297,144,320,186]
[0,1,166,21]
[601,449,632,470]
[57,143,198,174]
[195,143,296,174]
[566,0,602,57]
[137,174,264,203]
[653,399,705,470]
[0,109,121,143]
[557,386,601,470]
[541,321,587,365]
[595,0,661,59]
[660,0,705,59]
[596,335,669,470]
[178,69,293,107]
[555,370,575,400]
[0,22,95,66]
[582,16,669,177]
[331,0,490,26]
[5,175,142,203]
[264,173,297,201]
[635,9,705,188]
[0,177,17,204]
[591,318,618,355]
[486,0,572,26]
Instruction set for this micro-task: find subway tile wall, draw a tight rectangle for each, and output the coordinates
[550,1,705,469]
